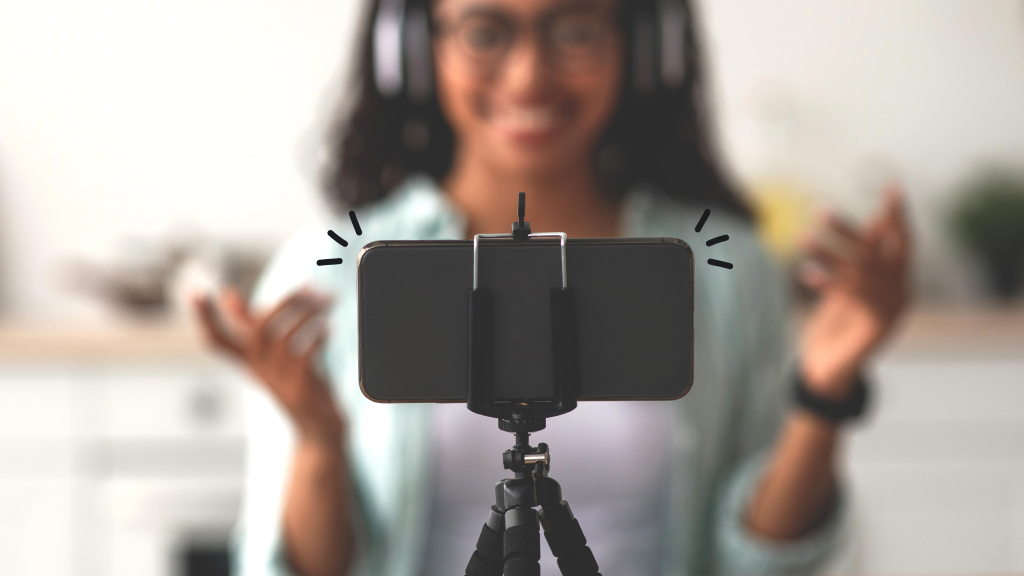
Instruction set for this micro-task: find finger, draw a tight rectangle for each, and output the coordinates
[867,185,903,236]
[192,294,245,358]
[803,237,855,271]
[253,289,318,344]
[210,288,259,354]
[299,326,328,364]
[874,187,911,265]
[883,184,905,217]
[221,287,249,322]
[798,262,834,291]
[820,211,864,246]
[886,187,911,253]
[253,290,333,363]
[819,213,877,265]
[215,289,254,338]
[276,299,331,355]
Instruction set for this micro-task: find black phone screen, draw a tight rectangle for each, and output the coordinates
[357,238,693,403]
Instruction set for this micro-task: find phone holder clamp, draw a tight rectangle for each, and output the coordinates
[466,193,579,433]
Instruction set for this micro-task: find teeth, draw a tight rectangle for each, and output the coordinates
[495,106,556,131]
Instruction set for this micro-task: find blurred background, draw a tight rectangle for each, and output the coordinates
[1,0,1023,574]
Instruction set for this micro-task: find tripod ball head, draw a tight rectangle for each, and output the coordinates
[503,442,550,473]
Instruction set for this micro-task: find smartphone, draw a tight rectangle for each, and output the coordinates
[357,238,693,403]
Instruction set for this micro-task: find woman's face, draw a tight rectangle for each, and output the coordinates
[432,0,623,176]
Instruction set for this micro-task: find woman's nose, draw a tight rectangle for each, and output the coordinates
[498,37,552,97]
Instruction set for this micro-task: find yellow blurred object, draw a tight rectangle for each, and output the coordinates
[748,178,814,260]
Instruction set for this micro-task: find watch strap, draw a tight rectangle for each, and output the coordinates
[793,369,869,422]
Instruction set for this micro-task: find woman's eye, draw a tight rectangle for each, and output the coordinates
[460,22,507,54]
[550,18,603,51]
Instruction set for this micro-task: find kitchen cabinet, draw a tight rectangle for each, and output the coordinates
[0,323,246,576]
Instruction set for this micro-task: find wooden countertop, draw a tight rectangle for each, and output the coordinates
[884,305,1024,358]
[0,320,207,362]
[0,305,1021,362]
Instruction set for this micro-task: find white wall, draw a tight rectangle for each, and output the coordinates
[0,0,364,319]
[707,0,1024,198]
[2,0,1023,319]
[701,0,1024,300]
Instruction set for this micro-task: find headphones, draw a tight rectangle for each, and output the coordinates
[372,0,688,102]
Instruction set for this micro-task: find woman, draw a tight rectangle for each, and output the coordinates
[195,0,910,574]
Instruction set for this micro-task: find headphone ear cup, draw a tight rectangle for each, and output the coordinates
[631,8,658,96]
[403,3,434,103]
[632,0,687,96]
[657,0,686,89]
[373,0,406,97]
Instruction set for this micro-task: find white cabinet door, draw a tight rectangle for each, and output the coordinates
[105,366,246,440]
[0,479,75,576]
[0,369,76,576]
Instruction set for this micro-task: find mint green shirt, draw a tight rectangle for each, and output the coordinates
[236,177,848,576]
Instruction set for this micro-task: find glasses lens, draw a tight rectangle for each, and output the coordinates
[548,13,608,62]
[456,16,511,61]
[440,11,614,73]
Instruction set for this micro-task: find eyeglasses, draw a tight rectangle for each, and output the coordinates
[433,7,619,75]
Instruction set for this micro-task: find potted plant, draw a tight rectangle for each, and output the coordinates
[950,169,1024,300]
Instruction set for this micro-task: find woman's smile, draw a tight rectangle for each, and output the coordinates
[483,99,577,145]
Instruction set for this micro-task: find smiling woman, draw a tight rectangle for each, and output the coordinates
[322,0,750,224]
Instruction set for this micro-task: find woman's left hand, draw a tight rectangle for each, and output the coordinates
[798,187,912,400]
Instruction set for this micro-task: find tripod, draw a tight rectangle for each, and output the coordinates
[463,418,601,576]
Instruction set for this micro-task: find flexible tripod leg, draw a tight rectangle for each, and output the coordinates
[501,477,542,576]
[464,476,544,576]
[464,501,505,576]
[537,475,601,576]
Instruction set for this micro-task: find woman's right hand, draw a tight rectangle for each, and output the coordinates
[196,288,356,576]
[192,288,344,447]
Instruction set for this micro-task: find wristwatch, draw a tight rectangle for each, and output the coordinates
[793,368,870,423]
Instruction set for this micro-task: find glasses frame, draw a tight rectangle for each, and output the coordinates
[431,5,622,76]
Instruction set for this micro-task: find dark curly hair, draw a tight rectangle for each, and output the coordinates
[321,0,750,220]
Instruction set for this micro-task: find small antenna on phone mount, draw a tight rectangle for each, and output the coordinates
[462,194,601,576]
[512,191,531,240]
